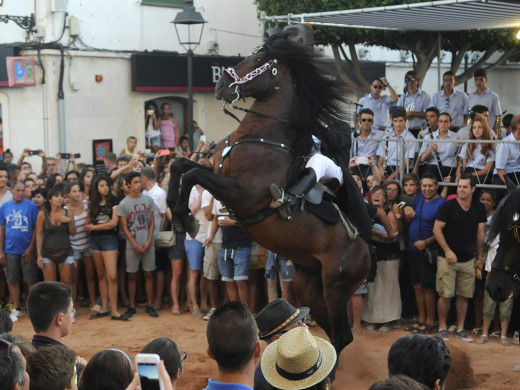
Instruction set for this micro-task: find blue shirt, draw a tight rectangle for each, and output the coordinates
[419,130,460,167]
[432,89,469,127]
[376,129,418,166]
[351,129,384,159]
[409,194,445,253]
[396,89,432,129]
[494,132,520,173]
[467,88,501,129]
[0,199,38,254]
[458,143,495,169]
[357,93,392,129]
[204,378,254,390]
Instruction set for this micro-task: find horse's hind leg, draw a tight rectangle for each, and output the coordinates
[292,264,332,335]
[321,240,370,380]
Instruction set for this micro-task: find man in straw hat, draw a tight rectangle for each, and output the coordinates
[204,301,261,390]
[261,326,337,390]
[254,298,309,390]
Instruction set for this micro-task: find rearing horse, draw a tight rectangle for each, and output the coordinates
[167,33,371,374]
[486,188,520,301]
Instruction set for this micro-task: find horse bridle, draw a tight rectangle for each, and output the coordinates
[222,43,288,124]
[491,211,520,283]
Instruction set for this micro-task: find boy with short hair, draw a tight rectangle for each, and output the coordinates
[120,136,138,158]
[118,172,157,319]
[27,344,77,390]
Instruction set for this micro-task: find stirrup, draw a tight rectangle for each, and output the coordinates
[269,183,286,209]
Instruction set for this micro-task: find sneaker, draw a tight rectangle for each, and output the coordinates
[455,329,473,342]
[203,307,216,321]
[513,331,519,345]
[9,308,22,323]
[366,324,377,331]
[439,328,450,341]
[379,325,391,333]
[145,305,159,318]
[123,307,137,319]
[448,325,457,333]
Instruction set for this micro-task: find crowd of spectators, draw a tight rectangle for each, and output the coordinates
[0,67,519,390]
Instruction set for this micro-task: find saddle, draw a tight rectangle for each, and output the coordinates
[278,156,372,243]
[277,157,341,224]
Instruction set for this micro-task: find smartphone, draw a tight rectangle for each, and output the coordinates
[200,135,206,143]
[29,150,39,155]
[74,153,81,158]
[159,149,170,156]
[135,353,164,390]
[397,201,407,209]
[60,153,70,159]
[355,156,368,165]
[218,216,226,221]
[147,109,154,115]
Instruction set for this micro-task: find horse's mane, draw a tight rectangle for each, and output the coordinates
[489,189,520,241]
[261,33,346,156]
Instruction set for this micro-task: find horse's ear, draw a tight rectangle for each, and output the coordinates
[283,24,315,48]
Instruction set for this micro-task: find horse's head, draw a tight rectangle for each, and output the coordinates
[486,190,520,301]
[215,40,287,104]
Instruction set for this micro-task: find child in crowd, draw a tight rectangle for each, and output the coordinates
[120,136,138,159]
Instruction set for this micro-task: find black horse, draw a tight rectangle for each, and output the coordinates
[167,33,371,378]
[486,188,520,301]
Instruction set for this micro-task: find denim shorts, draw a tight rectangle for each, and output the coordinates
[90,234,119,252]
[42,256,76,265]
[185,239,204,271]
[218,247,251,282]
[73,248,92,260]
[147,135,161,148]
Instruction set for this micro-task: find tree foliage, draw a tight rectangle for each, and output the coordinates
[255,0,520,98]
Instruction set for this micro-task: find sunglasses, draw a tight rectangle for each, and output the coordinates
[361,118,373,122]
[180,351,188,364]
[405,77,417,83]
[0,339,12,357]
[372,85,383,90]
[445,98,450,108]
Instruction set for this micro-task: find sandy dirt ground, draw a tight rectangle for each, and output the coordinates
[11,306,520,390]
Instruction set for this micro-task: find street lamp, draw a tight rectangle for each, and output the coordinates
[172,0,206,150]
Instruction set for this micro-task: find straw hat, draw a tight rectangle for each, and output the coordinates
[261,327,337,390]
[256,298,309,340]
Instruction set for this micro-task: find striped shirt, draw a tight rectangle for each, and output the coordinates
[66,200,90,252]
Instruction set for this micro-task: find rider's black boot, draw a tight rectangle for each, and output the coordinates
[270,169,317,209]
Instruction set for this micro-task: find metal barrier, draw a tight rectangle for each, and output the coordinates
[351,136,520,188]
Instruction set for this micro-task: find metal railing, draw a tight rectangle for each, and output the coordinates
[351,136,520,188]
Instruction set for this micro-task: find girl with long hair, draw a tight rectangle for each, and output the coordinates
[65,182,97,313]
[79,167,95,201]
[458,115,495,185]
[85,174,125,320]
[36,186,77,294]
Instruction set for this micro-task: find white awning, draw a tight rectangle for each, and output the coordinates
[262,0,520,32]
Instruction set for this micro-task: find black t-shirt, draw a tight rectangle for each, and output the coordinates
[221,225,251,249]
[435,199,486,262]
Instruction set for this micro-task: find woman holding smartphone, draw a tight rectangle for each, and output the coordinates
[145,101,161,153]
[85,174,125,320]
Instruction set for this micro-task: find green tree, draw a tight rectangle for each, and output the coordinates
[256,0,520,98]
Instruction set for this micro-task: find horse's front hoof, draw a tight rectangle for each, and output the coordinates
[184,216,200,239]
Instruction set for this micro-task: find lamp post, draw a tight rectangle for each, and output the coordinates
[172,0,206,150]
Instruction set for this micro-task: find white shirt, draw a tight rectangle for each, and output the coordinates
[143,183,167,236]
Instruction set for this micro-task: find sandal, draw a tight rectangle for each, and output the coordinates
[476,334,488,344]
[472,327,482,335]
[413,324,436,334]
[404,322,422,332]
[171,305,181,316]
[89,311,110,319]
[501,336,511,346]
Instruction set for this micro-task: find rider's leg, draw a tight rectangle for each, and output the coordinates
[270,154,343,208]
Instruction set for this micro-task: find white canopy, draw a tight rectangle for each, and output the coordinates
[262,0,520,32]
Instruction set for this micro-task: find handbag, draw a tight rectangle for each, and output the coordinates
[418,197,439,265]
[154,216,176,248]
